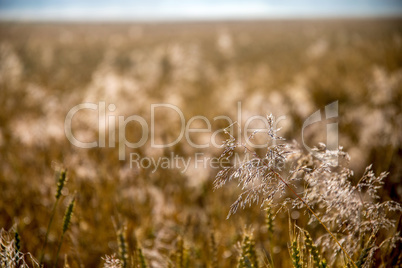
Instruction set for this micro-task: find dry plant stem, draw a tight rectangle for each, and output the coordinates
[239,139,356,267]
[271,170,357,268]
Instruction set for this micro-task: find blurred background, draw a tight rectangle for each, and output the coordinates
[0,0,401,267]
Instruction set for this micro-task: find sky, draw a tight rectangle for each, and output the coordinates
[0,0,401,21]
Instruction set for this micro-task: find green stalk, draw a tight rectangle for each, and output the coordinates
[40,169,67,265]
[54,197,75,268]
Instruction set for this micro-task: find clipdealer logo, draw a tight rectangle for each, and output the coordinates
[64,101,338,166]
[64,102,286,160]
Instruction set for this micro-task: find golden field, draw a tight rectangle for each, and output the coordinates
[0,19,401,267]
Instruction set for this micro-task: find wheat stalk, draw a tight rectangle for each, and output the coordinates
[54,196,75,268]
[40,169,67,265]
[209,231,218,268]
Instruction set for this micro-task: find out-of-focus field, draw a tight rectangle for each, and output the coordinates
[0,19,401,267]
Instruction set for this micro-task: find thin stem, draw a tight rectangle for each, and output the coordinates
[54,232,65,268]
[39,198,60,265]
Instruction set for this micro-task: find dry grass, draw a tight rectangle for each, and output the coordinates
[0,18,401,267]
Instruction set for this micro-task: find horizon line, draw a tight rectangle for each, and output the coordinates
[1,13,401,23]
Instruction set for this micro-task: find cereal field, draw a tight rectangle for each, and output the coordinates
[0,19,401,267]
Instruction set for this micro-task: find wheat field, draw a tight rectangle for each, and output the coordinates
[0,19,401,267]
